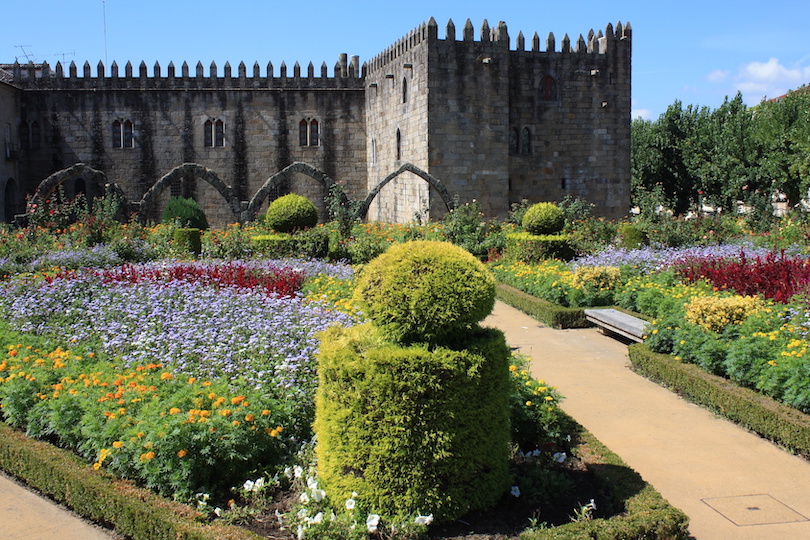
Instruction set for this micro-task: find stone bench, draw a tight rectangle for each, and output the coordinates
[583,308,648,343]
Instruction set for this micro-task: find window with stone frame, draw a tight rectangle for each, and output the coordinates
[520,127,532,155]
[299,118,320,147]
[204,118,225,147]
[112,119,134,149]
[540,75,558,101]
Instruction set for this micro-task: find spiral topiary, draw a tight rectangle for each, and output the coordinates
[522,202,564,235]
[265,193,318,233]
[353,240,496,344]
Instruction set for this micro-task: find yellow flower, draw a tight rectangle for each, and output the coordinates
[160,372,173,380]
[244,414,255,422]
[177,449,188,458]
[169,407,181,415]
[140,451,155,461]
[112,441,124,449]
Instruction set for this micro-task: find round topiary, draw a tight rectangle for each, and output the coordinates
[161,197,209,230]
[522,202,564,235]
[265,194,318,233]
[353,240,496,343]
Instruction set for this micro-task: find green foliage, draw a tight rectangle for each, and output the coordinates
[161,197,209,230]
[314,323,511,523]
[250,234,298,258]
[616,223,647,249]
[324,182,361,240]
[353,240,496,344]
[441,199,505,260]
[173,228,202,257]
[504,232,574,262]
[265,194,318,233]
[522,202,565,235]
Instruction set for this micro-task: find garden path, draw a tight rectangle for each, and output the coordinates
[485,300,810,540]
[0,471,118,539]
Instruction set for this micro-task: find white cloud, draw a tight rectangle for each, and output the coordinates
[632,108,652,121]
[706,69,729,83]
[734,57,810,100]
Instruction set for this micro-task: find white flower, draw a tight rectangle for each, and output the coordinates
[311,512,324,524]
[254,477,266,491]
[366,514,380,533]
[297,524,304,540]
[242,480,255,492]
[293,465,304,478]
[311,488,326,502]
[587,499,597,510]
[213,507,222,517]
[414,513,434,526]
[553,452,567,463]
[299,492,310,504]
[345,497,356,510]
[284,467,293,478]
[510,485,521,497]
[307,476,318,490]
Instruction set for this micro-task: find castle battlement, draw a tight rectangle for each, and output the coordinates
[366,18,631,73]
[6,54,364,90]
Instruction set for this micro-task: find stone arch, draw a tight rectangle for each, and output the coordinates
[247,162,340,221]
[29,163,107,206]
[139,163,242,224]
[359,162,455,220]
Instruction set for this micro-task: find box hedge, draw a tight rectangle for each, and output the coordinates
[314,322,511,522]
[505,232,574,262]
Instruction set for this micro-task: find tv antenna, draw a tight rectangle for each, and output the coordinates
[14,45,35,63]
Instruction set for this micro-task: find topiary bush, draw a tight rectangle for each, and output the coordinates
[265,194,318,233]
[173,228,202,257]
[161,197,209,230]
[314,322,511,523]
[353,240,496,344]
[522,202,565,235]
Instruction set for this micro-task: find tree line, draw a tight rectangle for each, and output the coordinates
[631,87,810,220]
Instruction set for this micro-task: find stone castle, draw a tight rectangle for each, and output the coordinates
[0,17,632,227]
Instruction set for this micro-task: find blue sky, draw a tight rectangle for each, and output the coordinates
[3,0,808,120]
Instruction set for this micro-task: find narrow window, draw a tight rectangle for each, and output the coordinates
[214,120,225,147]
[521,127,531,155]
[19,123,30,151]
[541,75,557,101]
[509,128,519,154]
[112,120,122,148]
[299,119,308,146]
[31,121,41,150]
[309,119,319,147]
[402,78,408,103]
[396,128,401,161]
[123,120,134,148]
[204,120,213,147]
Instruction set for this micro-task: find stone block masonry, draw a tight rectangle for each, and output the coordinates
[2,17,630,227]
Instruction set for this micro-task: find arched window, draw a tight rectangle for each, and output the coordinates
[299,119,308,146]
[113,119,135,148]
[309,119,319,147]
[396,128,402,161]
[31,121,41,150]
[402,78,408,103]
[204,119,225,147]
[540,75,557,101]
[521,127,531,155]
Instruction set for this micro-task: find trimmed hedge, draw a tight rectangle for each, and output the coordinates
[522,202,565,235]
[495,283,591,329]
[162,197,209,230]
[173,227,202,256]
[314,323,511,523]
[265,194,318,233]
[504,232,574,262]
[0,422,261,540]
[628,344,810,458]
[521,429,689,540]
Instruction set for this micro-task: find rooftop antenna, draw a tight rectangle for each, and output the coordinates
[102,0,108,65]
[14,45,35,63]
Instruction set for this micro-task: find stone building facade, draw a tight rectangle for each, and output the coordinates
[1,18,631,226]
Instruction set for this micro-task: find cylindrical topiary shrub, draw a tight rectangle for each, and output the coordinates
[265,193,318,233]
[522,202,564,235]
[161,197,209,230]
[173,228,202,256]
[314,322,511,522]
[353,240,496,344]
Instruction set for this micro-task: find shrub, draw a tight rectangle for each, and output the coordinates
[617,223,647,249]
[265,194,318,233]
[161,197,209,230]
[173,228,202,257]
[314,323,511,523]
[522,202,564,235]
[683,295,764,333]
[353,241,495,344]
[504,232,574,262]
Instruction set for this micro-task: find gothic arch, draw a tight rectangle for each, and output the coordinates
[247,162,340,221]
[30,163,108,206]
[139,163,242,223]
[359,163,455,220]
